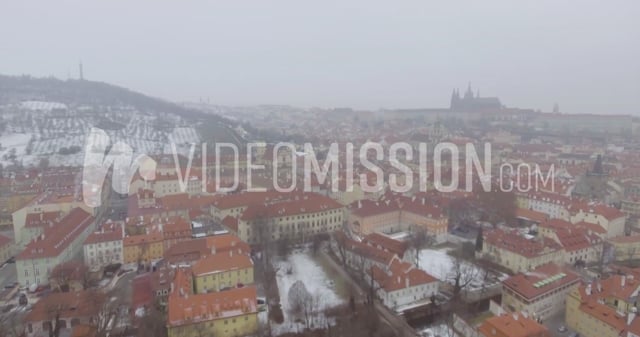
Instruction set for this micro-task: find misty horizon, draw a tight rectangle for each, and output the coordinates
[1,1,639,114]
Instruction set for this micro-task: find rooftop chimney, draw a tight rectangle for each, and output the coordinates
[622,275,627,288]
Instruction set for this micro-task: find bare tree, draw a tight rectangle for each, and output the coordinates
[447,248,480,300]
[288,280,315,329]
[332,232,349,266]
[136,300,168,337]
[90,288,124,337]
[408,225,435,268]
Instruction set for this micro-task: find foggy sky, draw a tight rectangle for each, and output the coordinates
[1,1,639,114]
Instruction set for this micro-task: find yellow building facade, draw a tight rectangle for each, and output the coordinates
[123,231,164,264]
[192,253,254,294]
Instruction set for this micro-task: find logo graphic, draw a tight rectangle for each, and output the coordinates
[82,128,157,207]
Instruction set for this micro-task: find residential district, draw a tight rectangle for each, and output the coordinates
[2,81,640,337]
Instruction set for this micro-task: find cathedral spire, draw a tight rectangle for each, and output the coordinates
[464,82,474,99]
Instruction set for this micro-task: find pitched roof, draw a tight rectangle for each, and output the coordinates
[167,268,257,327]
[18,208,95,260]
[502,263,580,300]
[371,259,438,293]
[25,290,104,322]
[478,313,551,337]
[192,253,253,277]
[363,232,409,258]
[123,231,164,247]
[240,193,342,221]
[83,223,123,245]
[24,210,62,228]
[485,228,563,258]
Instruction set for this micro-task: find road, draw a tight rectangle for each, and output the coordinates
[544,311,576,337]
[319,247,420,337]
[0,263,17,288]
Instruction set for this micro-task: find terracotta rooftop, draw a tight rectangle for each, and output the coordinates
[240,192,342,221]
[24,210,62,228]
[25,290,104,323]
[167,268,257,327]
[123,231,164,247]
[502,263,580,300]
[192,252,253,277]
[363,232,409,258]
[18,208,95,260]
[371,259,438,292]
[83,222,123,245]
[485,228,563,258]
[478,312,551,337]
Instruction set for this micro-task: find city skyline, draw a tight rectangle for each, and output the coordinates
[1,0,639,114]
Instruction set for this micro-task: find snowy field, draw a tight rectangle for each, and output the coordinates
[0,132,32,166]
[0,104,202,168]
[269,249,344,335]
[418,248,506,290]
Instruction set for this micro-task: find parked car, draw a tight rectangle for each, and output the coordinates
[558,325,567,333]
[18,293,28,306]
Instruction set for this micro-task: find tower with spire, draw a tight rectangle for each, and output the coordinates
[449,83,501,111]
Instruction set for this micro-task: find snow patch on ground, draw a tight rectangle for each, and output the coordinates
[0,132,32,166]
[418,323,453,337]
[271,249,344,335]
[418,248,506,290]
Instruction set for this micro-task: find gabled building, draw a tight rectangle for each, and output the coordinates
[24,290,104,337]
[369,258,438,310]
[166,268,258,337]
[502,263,580,321]
[348,195,448,243]
[482,228,564,273]
[538,219,603,265]
[123,230,164,265]
[477,312,552,337]
[566,273,640,337]
[83,222,124,271]
[570,203,626,238]
[192,252,254,294]
[17,208,95,287]
[163,233,250,266]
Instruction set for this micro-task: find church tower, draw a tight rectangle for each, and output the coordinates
[450,89,460,109]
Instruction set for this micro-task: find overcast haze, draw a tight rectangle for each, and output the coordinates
[1,1,639,114]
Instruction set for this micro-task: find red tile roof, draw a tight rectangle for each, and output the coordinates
[485,228,563,258]
[515,208,548,223]
[192,252,253,277]
[372,259,438,292]
[478,313,551,337]
[240,193,342,221]
[167,268,257,328]
[363,233,409,258]
[502,263,580,300]
[18,208,95,260]
[123,231,164,247]
[83,223,123,245]
[24,210,62,228]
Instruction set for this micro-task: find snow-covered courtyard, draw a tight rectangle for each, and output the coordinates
[268,249,344,335]
[418,248,507,291]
